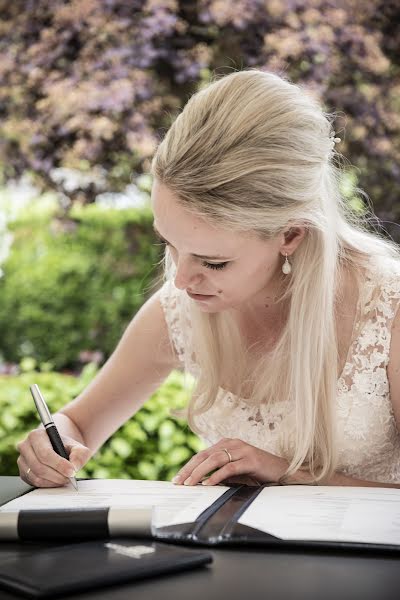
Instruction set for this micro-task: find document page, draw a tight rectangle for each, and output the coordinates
[238,485,400,545]
[0,479,229,527]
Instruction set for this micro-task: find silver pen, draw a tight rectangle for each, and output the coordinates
[30,384,78,491]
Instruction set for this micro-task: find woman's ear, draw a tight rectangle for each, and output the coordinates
[281,226,307,255]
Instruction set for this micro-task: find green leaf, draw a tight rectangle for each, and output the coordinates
[110,437,132,458]
[137,461,159,480]
[166,447,192,466]
[2,412,18,430]
[158,420,176,439]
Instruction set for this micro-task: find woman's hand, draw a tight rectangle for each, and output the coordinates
[17,428,91,488]
[172,438,288,486]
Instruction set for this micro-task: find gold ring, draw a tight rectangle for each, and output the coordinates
[26,467,31,478]
[222,448,233,463]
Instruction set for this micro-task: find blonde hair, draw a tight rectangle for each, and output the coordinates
[151,69,400,483]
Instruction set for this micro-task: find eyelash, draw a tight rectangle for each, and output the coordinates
[156,239,229,271]
[203,261,228,270]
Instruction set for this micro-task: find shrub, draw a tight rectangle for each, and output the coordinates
[0,366,204,481]
[0,202,162,369]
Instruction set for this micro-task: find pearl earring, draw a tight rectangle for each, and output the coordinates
[282,253,292,275]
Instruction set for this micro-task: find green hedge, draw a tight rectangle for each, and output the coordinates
[0,202,162,370]
[0,366,204,481]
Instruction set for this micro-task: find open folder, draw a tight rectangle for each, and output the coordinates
[1,479,400,552]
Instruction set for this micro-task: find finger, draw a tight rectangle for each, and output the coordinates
[171,438,243,484]
[17,455,33,485]
[172,439,243,484]
[20,442,71,486]
[17,455,68,488]
[202,458,247,486]
[18,431,74,483]
[67,443,91,472]
[182,449,232,486]
[32,430,78,476]
[172,446,223,484]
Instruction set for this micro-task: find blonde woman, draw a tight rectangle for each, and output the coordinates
[17,69,400,489]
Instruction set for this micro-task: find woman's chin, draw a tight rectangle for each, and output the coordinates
[196,304,220,313]
[188,294,230,313]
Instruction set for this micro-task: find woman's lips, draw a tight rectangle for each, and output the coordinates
[187,291,215,301]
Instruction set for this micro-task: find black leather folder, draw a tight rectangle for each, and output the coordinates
[0,539,212,598]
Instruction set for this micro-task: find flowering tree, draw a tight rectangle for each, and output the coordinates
[0,0,399,236]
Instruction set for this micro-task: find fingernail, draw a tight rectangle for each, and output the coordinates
[202,478,211,486]
[67,469,75,477]
[172,476,181,484]
[184,477,193,485]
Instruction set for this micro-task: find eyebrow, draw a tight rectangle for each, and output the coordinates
[152,223,233,261]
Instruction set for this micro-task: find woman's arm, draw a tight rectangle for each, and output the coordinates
[281,465,400,488]
[17,288,180,486]
[58,288,180,454]
[171,439,400,489]
[387,301,400,437]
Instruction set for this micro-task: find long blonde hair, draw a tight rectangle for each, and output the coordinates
[151,69,400,482]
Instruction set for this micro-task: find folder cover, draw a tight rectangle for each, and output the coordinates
[0,539,213,598]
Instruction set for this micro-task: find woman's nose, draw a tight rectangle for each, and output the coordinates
[174,257,202,290]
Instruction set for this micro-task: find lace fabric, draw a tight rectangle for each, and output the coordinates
[159,258,400,484]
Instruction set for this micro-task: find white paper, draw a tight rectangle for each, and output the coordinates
[238,485,400,546]
[0,479,229,527]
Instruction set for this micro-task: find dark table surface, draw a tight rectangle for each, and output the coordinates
[1,476,399,600]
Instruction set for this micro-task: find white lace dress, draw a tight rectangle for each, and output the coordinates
[159,259,400,484]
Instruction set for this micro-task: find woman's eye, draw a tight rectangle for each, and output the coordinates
[202,261,228,270]
[155,238,228,270]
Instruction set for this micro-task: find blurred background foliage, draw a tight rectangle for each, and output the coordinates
[0,0,399,477]
[0,201,161,370]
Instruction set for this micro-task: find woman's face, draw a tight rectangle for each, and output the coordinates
[151,180,287,314]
